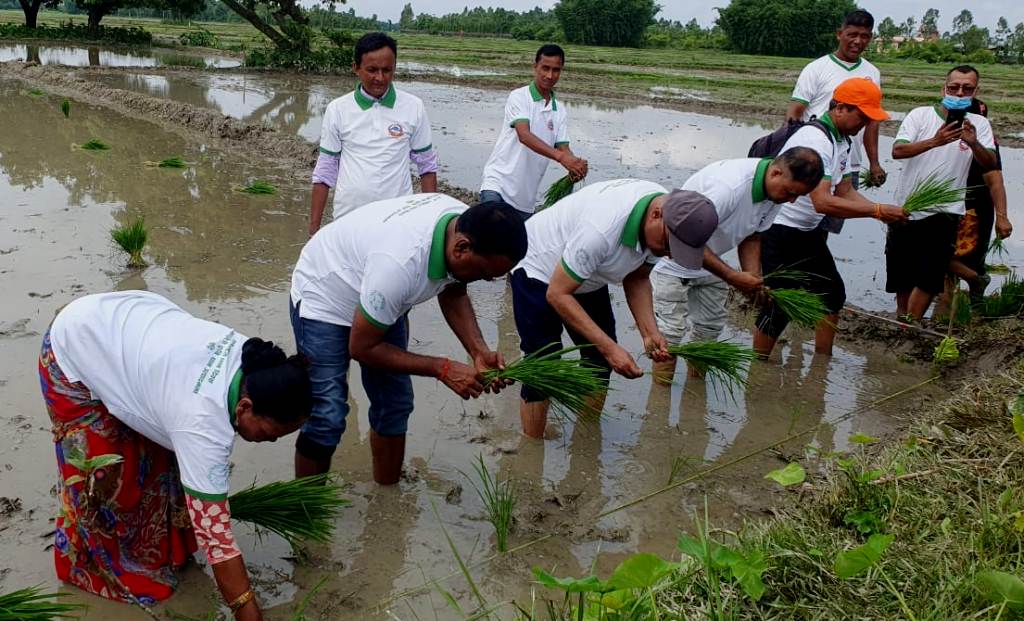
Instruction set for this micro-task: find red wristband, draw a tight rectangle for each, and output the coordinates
[437,357,452,382]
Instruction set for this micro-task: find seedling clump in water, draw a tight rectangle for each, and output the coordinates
[79,138,111,151]
[465,454,515,552]
[110,217,148,268]
[235,180,277,195]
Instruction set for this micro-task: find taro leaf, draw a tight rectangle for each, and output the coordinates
[600,589,633,610]
[730,551,767,601]
[677,533,707,560]
[850,432,880,444]
[710,543,742,569]
[764,462,806,487]
[84,454,124,471]
[976,571,1024,610]
[1013,412,1024,445]
[843,509,884,535]
[834,533,893,579]
[607,553,677,590]
[533,567,610,593]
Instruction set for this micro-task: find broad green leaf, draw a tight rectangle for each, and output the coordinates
[63,474,86,487]
[731,554,767,601]
[976,571,1024,610]
[83,454,124,471]
[859,469,885,483]
[764,462,805,487]
[600,589,633,610]
[677,533,706,560]
[608,553,677,590]
[710,543,742,569]
[940,516,952,536]
[533,567,609,593]
[1013,413,1024,445]
[834,533,893,579]
[849,432,880,444]
[999,488,1015,511]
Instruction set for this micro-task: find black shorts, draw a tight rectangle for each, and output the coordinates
[510,268,614,402]
[885,213,961,295]
[756,223,846,339]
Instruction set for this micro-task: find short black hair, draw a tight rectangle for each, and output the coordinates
[535,44,565,65]
[842,9,874,31]
[948,64,980,80]
[458,201,528,265]
[354,32,397,67]
[240,338,312,425]
[774,147,825,187]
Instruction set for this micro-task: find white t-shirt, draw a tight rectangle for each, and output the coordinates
[291,193,464,328]
[893,106,996,220]
[50,291,244,501]
[773,116,854,231]
[654,158,781,280]
[516,179,667,293]
[481,83,571,214]
[792,53,880,170]
[319,84,433,219]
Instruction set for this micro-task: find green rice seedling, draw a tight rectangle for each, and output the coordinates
[988,236,1008,260]
[933,336,960,365]
[935,290,972,327]
[60,98,70,118]
[482,345,608,420]
[229,474,349,547]
[466,454,516,552]
[144,156,187,169]
[0,585,84,620]
[290,577,329,621]
[978,272,1024,318]
[901,173,972,215]
[667,340,756,390]
[110,217,148,269]
[79,139,110,151]
[859,169,882,188]
[27,88,44,98]
[235,180,276,195]
[986,263,1011,275]
[766,288,829,328]
[539,175,574,211]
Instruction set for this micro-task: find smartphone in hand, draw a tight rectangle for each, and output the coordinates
[946,108,967,128]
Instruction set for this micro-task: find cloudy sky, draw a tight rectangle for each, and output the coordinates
[338,0,1024,31]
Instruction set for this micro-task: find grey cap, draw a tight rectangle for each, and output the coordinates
[662,190,718,270]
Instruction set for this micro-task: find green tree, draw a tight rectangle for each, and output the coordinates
[716,0,856,57]
[399,2,413,29]
[951,9,973,37]
[900,16,916,38]
[920,8,939,39]
[995,16,1010,48]
[554,0,658,48]
[876,16,900,48]
[77,0,204,31]
[17,0,60,28]
[220,0,340,50]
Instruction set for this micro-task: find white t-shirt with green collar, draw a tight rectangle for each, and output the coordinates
[792,53,880,170]
[319,84,434,219]
[290,193,465,329]
[49,290,244,502]
[893,105,995,220]
[516,179,667,294]
[481,82,571,215]
[653,158,781,280]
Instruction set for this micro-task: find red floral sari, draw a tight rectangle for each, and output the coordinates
[38,331,198,605]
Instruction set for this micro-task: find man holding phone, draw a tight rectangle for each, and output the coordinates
[888,65,998,321]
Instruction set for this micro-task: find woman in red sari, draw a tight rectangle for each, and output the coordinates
[39,291,312,620]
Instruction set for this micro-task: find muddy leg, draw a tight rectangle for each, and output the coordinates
[752,327,778,359]
[370,430,406,485]
[813,314,838,356]
[520,399,549,439]
[906,288,934,321]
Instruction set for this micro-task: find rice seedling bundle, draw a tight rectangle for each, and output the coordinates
[666,340,756,389]
[79,139,110,151]
[467,455,515,552]
[978,272,1024,318]
[901,173,972,214]
[933,336,960,365]
[0,585,84,620]
[988,237,1008,260]
[858,169,882,188]
[539,175,574,211]
[229,474,349,547]
[766,288,829,328]
[236,180,276,195]
[482,345,607,420]
[145,156,187,169]
[60,98,70,118]
[110,217,148,268]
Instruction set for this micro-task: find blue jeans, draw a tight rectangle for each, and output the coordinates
[480,190,531,222]
[290,299,414,460]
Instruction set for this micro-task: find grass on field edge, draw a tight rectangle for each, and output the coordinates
[509,348,1024,619]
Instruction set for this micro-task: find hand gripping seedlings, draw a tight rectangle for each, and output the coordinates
[228,474,349,548]
[539,175,575,211]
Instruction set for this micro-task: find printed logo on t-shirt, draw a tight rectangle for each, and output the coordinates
[192,331,239,396]
[208,463,230,489]
[368,290,386,313]
[547,120,554,131]
[574,248,593,277]
[387,123,405,138]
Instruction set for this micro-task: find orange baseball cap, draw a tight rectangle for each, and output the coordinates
[833,77,889,121]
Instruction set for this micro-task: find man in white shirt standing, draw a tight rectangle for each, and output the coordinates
[511,180,718,438]
[888,65,998,320]
[309,32,438,236]
[788,9,884,233]
[650,147,824,380]
[480,44,588,220]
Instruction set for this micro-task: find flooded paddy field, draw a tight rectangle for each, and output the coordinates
[0,57,1019,620]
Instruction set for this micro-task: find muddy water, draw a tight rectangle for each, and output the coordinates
[0,74,968,621]
[86,69,1024,312]
[0,43,240,68]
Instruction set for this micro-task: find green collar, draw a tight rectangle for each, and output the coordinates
[819,112,843,141]
[752,157,772,203]
[528,81,557,111]
[933,105,947,121]
[620,192,665,249]
[828,53,862,71]
[354,83,397,110]
[428,212,459,280]
[226,368,242,430]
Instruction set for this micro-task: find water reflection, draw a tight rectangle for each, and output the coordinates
[0,43,240,68]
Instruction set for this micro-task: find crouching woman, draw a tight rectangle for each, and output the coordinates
[39,290,312,620]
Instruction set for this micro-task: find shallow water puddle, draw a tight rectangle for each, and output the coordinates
[0,75,968,620]
[0,43,240,68]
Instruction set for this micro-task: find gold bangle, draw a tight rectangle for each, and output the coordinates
[228,589,254,613]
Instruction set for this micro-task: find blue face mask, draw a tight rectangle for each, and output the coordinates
[942,95,972,110]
